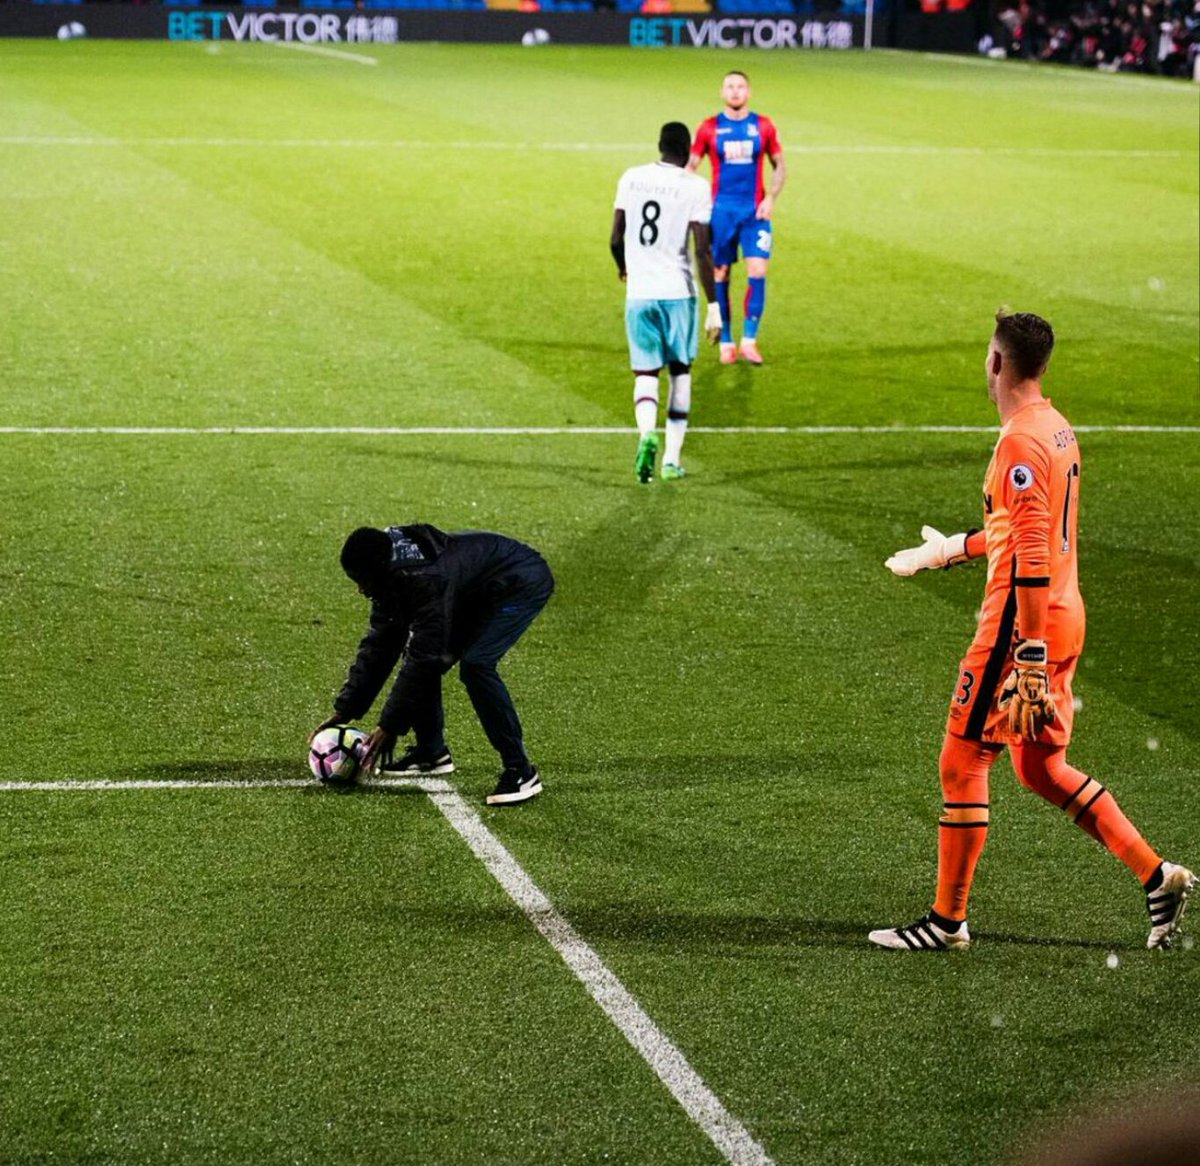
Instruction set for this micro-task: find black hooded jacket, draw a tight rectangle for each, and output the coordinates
[333,525,552,733]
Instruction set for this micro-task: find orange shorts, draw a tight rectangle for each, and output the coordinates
[946,646,1078,748]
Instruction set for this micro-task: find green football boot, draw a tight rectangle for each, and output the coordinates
[661,463,686,481]
[634,433,659,484]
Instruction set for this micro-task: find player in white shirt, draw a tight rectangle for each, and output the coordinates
[611,123,721,483]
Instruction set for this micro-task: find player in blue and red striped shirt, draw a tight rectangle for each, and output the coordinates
[687,71,786,366]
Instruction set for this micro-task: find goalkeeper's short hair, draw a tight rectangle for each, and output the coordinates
[994,308,1055,381]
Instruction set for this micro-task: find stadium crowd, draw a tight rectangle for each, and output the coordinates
[986,0,1200,75]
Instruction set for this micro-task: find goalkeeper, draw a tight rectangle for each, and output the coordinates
[869,310,1194,953]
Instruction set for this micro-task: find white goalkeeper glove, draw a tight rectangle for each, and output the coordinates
[704,301,722,344]
[885,526,971,577]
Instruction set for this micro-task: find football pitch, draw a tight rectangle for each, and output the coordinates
[1,38,1198,1165]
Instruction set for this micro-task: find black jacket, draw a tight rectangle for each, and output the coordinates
[334,525,552,733]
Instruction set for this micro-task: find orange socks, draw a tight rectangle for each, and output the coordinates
[928,735,1162,924]
[1010,743,1161,884]
[933,734,999,923]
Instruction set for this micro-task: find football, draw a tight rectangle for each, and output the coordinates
[308,725,369,783]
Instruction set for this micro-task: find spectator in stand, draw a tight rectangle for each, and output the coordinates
[1040,18,1076,61]
[990,0,1196,75]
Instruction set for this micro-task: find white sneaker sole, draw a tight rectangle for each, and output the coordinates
[867,923,970,951]
[486,779,542,806]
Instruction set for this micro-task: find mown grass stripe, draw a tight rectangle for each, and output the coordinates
[0,774,772,1165]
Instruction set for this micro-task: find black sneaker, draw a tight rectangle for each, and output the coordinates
[379,746,455,776]
[486,766,542,806]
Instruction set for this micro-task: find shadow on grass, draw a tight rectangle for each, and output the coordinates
[564,908,874,950]
[125,759,439,798]
[555,908,1138,952]
[972,931,1139,952]
[545,750,887,789]
[375,900,1143,955]
[369,902,877,950]
[112,762,1147,952]
[514,338,625,357]
[131,758,303,782]
[695,355,755,428]
[713,445,986,489]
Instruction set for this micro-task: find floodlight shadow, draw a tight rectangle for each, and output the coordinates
[548,749,871,788]
[131,758,302,783]
[716,446,984,487]
[974,931,1140,952]
[561,905,875,951]
[516,338,625,356]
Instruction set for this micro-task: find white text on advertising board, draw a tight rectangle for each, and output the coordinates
[166,12,400,43]
[628,18,855,49]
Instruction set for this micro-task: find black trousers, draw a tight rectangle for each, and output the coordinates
[413,562,553,771]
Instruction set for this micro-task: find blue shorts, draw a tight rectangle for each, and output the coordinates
[625,298,698,370]
[711,204,773,267]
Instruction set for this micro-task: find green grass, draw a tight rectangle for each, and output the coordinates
[1,40,1197,1166]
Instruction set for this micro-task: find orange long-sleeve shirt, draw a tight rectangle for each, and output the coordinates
[972,398,1085,661]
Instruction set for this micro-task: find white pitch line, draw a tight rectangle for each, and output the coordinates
[273,41,378,66]
[0,776,437,792]
[0,774,772,1165]
[0,425,1196,436]
[426,785,773,1166]
[797,145,1194,157]
[0,137,639,150]
[0,136,1191,158]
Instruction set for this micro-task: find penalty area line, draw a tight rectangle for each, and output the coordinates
[0,775,773,1166]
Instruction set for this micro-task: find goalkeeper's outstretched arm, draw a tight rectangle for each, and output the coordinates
[885,526,985,577]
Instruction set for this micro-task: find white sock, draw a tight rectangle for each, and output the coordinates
[664,372,690,465]
[634,375,659,437]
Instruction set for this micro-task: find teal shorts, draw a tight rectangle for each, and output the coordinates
[625,298,698,370]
